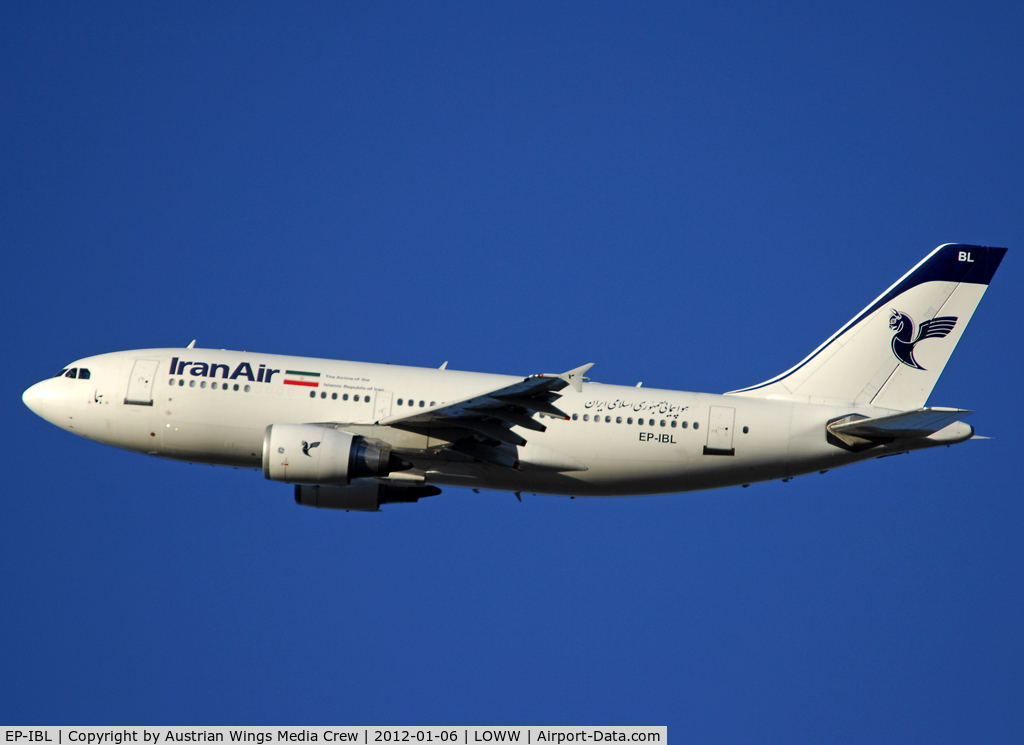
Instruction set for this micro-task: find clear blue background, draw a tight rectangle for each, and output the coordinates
[2,2,1022,739]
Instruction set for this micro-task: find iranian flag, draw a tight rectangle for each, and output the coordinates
[284,370,320,387]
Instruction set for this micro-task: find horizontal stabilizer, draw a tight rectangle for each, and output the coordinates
[831,407,972,439]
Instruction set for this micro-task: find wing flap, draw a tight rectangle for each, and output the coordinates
[458,420,528,447]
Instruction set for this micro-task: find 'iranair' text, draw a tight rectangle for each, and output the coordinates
[169,358,280,383]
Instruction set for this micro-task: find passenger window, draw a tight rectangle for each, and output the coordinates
[583,414,589,421]
[78,369,90,380]
[648,419,654,426]
[616,416,622,424]
[742,426,749,434]
[627,417,633,424]
[189,380,196,388]
[179,379,184,386]
[409,399,414,406]
[244,385,251,392]
[397,399,403,405]
[343,394,349,401]
[321,391,326,399]
[309,391,315,398]
[419,401,425,407]
[693,422,699,429]
[233,384,239,391]
[54,369,68,378]
[211,382,217,390]
[660,420,665,427]
[605,416,611,423]
[65,368,77,379]
[572,413,578,421]
[681,421,688,428]
[332,393,338,400]
[169,378,175,386]
[670,420,676,428]
[430,401,435,407]
[200,381,207,389]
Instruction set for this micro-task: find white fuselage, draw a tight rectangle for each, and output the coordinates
[23,348,971,497]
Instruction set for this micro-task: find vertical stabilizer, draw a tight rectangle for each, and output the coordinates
[728,244,1006,409]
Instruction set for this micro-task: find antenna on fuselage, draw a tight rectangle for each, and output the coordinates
[186,340,196,349]
[439,361,448,369]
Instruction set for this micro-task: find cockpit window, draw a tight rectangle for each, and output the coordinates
[65,368,78,379]
[54,369,68,378]
[78,368,91,380]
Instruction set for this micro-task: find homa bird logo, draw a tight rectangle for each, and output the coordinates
[888,310,958,370]
[301,440,320,457]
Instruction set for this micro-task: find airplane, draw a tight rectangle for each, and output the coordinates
[22,243,1006,512]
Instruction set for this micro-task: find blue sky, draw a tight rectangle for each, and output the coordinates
[2,1,1022,738]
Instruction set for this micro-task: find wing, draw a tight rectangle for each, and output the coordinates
[914,316,957,342]
[376,362,594,470]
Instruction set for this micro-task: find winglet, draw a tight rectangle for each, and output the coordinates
[559,363,594,393]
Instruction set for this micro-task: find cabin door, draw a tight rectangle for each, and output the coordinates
[704,405,736,455]
[124,359,159,406]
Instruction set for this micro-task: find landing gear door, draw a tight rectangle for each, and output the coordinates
[374,391,393,423]
[704,405,736,456]
[125,359,160,406]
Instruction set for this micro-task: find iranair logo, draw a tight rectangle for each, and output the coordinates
[888,310,958,370]
[301,440,320,457]
[167,358,322,385]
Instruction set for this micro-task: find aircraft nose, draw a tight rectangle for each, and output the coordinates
[23,380,58,422]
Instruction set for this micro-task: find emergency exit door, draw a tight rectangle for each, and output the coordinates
[703,405,736,456]
[374,391,393,423]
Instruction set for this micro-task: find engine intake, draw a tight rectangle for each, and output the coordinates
[262,423,410,484]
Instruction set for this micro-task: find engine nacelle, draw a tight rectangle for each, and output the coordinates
[262,423,408,485]
[294,483,442,512]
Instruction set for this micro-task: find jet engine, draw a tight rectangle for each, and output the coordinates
[262,423,410,485]
[294,482,442,512]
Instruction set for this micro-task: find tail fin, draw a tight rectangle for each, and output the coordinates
[728,244,1007,409]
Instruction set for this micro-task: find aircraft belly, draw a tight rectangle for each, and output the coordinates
[160,420,263,466]
[477,397,844,495]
